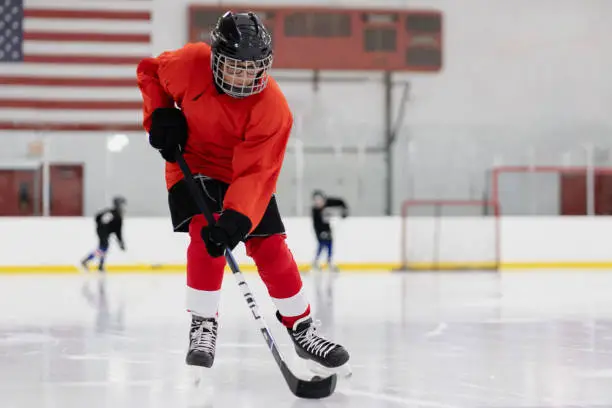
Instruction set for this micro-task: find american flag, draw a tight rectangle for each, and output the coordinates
[0,0,151,132]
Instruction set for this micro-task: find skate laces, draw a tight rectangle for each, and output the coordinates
[191,319,217,354]
[294,320,337,358]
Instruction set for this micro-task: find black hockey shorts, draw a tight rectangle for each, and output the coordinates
[167,174,285,239]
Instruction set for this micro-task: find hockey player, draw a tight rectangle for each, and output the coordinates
[311,190,348,271]
[80,196,126,272]
[136,11,350,374]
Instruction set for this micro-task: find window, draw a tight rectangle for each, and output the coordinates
[191,10,221,42]
[18,181,31,212]
[192,11,221,31]
[406,13,442,34]
[252,11,276,21]
[361,12,398,24]
[364,28,397,52]
[284,12,351,37]
[406,47,442,68]
[191,9,276,43]
[284,13,308,37]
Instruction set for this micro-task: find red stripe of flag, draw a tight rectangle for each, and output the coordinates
[0,76,136,87]
[24,9,151,21]
[0,99,142,110]
[0,122,143,131]
[23,55,146,65]
[24,32,150,43]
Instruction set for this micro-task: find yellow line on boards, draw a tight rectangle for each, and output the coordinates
[1,261,612,274]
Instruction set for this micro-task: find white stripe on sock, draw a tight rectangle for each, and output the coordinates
[186,286,221,318]
[271,287,309,317]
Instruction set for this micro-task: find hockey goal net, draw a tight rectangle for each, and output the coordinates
[399,200,500,271]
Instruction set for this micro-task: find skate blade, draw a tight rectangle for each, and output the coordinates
[184,366,214,406]
[187,365,215,388]
[305,359,352,379]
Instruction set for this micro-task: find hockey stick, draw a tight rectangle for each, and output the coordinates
[174,147,337,399]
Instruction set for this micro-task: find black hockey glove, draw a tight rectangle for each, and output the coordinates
[201,209,252,258]
[148,107,188,163]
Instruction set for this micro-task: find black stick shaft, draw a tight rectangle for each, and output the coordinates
[174,149,243,273]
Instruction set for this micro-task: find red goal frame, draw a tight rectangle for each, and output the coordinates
[399,199,501,271]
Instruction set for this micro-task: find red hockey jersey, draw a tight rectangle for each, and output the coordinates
[136,42,293,230]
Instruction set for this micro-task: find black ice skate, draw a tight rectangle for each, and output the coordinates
[278,312,350,376]
[186,315,218,368]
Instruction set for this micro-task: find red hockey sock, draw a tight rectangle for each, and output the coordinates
[245,235,310,328]
[186,214,226,317]
[281,305,311,329]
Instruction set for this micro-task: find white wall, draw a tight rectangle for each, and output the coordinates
[1,216,612,271]
[156,0,612,123]
[3,0,611,217]
[155,0,611,213]
[134,0,612,215]
[154,0,612,130]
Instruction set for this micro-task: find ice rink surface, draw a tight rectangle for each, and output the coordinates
[1,269,612,408]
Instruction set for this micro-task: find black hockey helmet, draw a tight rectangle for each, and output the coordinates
[312,190,326,199]
[210,11,273,98]
[113,196,126,208]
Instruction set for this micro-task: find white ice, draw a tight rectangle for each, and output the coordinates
[0,269,611,407]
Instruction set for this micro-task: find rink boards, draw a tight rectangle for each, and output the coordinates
[1,216,612,272]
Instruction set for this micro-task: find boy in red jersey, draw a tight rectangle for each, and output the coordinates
[136,11,349,374]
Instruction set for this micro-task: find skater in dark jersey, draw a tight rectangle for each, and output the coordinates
[80,196,126,272]
[311,190,348,271]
